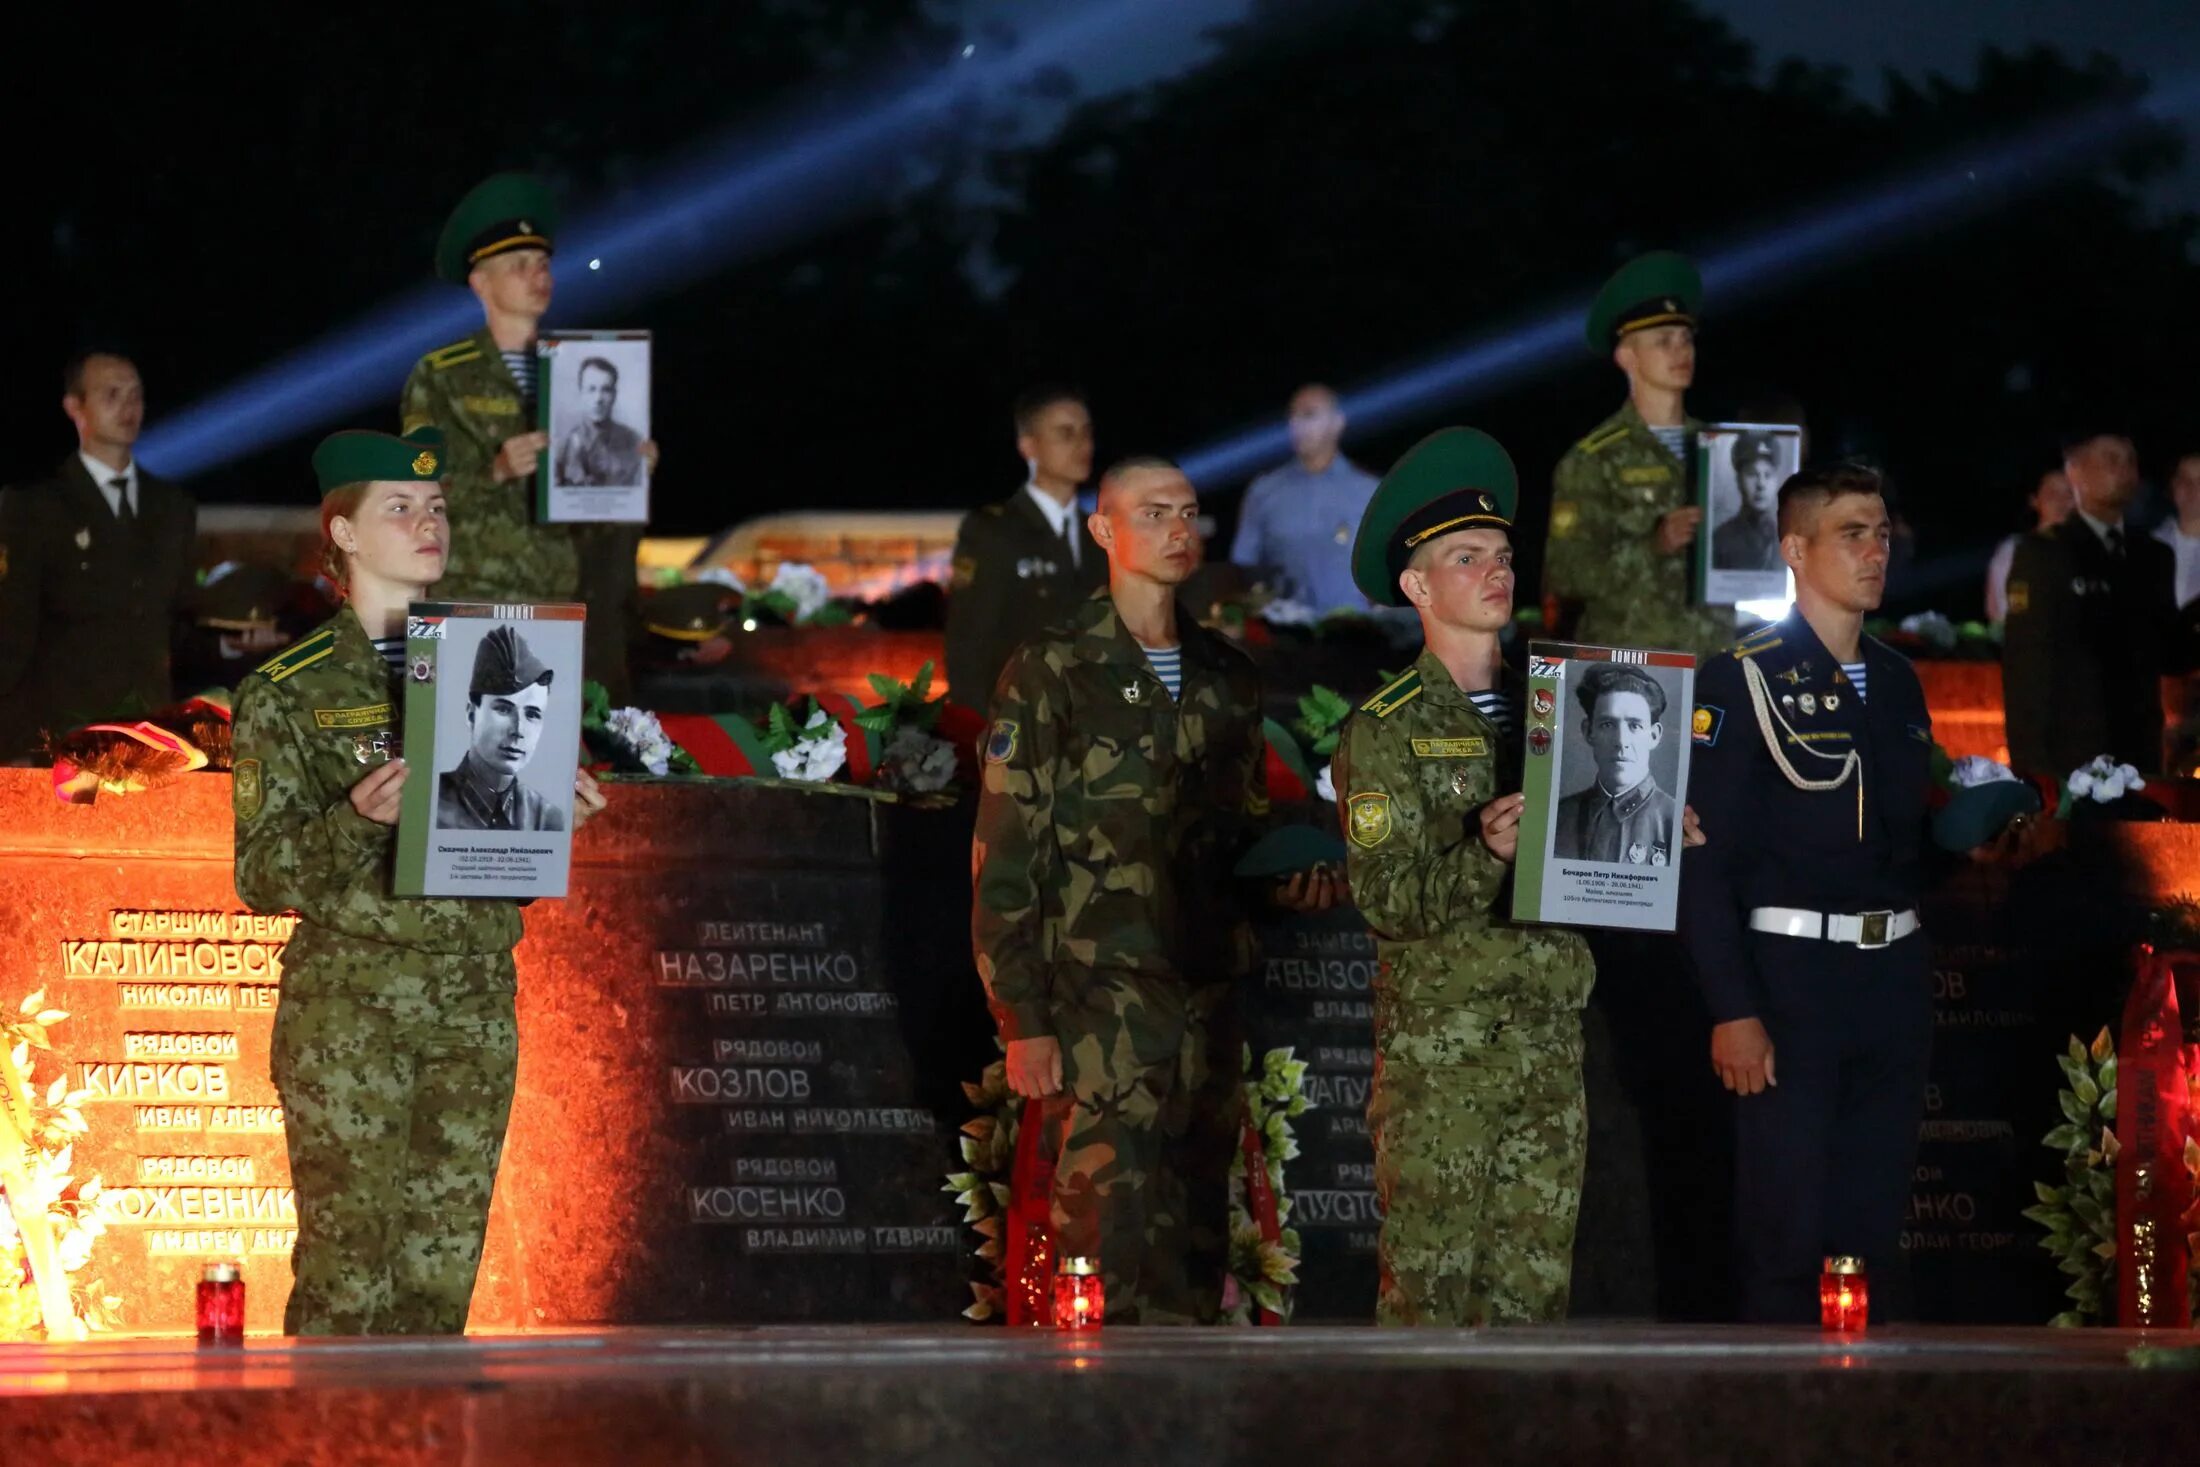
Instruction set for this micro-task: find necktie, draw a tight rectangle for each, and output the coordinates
[110,477,134,527]
[2106,526,2125,558]
[1059,511,1078,569]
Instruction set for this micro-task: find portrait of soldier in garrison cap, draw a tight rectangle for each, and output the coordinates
[436,624,567,831]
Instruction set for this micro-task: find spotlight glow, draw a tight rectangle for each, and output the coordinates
[137,0,1194,479]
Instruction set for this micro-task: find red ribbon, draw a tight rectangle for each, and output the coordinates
[811,692,876,785]
[2114,947,2195,1327]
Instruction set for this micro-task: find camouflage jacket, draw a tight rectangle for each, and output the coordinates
[1546,401,1733,658]
[971,590,1266,1042]
[232,610,521,999]
[1333,652,1594,1034]
[400,329,579,603]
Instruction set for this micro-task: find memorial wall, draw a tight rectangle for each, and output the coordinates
[3,765,2191,1332]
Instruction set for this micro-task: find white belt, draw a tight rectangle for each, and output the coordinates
[1748,906,1920,950]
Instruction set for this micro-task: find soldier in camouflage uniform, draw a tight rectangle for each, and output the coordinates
[972,455,1333,1323]
[400,173,655,699]
[232,428,604,1334]
[1336,428,1695,1325]
[1544,251,1732,660]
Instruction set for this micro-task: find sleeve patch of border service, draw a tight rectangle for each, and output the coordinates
[233,759,264,820]
[985,720,1019,764]
[1347,791,1392,848]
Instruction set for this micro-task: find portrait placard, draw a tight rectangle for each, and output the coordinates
[537,330,651,524]
[1694,422,1802,607]
[395,602,587,898]
[1513,641,1696,933]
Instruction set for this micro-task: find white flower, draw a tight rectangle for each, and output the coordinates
[56,1227,93,1272]
[689,566,745,594]
[2067,768,2096,799]
[1315,763,1336,804]
[1949,755,2018,789]
[1261,597,1318,627]
[2068,755,2147,804]
[767,562,832,622]
[771,710,847,782]
[604,707,674,776]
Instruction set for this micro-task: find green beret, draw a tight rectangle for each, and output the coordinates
[311,426,445,496]
[644,583,737,642]
[1585,250,1703,352]
[1349,427,1519,607]
[470,625,554,699]
[435,172,559,285]
[193,564,292,630]
[1932,781,2041,854]
[1232,823,1348,879]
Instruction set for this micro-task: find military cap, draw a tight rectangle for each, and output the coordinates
[1931,755,2043,853]
[1729,430,1781,471]
[1586,250,1703,352]
[193,563,292,630]
[1350,427,1518,607]
[470,625,554,699]
[644,583,737,642]
[312,426,445,495]
[435,172,559,284]
[1233,822,1347,879]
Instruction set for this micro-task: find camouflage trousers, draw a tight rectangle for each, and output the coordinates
[1368,1008,1586,1326]
[1031,970,1243,1324]
[270,986,518,1335]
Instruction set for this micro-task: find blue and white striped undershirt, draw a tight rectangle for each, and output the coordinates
[1841,661,1868,703]
[372,636,406,677]
[1144,646,1182,700]
[1649,424,1689,461]
[1467,688,1518,737]
[502,349,537,407]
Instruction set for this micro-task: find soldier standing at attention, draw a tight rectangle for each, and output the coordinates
[943,385,1107,708]
[232,428,604,1334]
[1333,428,1699,1325]
[1545,251,1732,658]
[401,172,657,699]
[1681,463,1935,1322]
[971,456,1334,1323]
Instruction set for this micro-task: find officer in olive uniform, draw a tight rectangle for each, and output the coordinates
[1545,252,1733,658]
[233,427,601,1334]
[1681,463,1936,1323]
[400,173,650,701]
[1553,663,1680,865]
[0,353,198,760]
[1331,428,1600,1325]
[944,387,1107,708]
[971,456,1276,1324]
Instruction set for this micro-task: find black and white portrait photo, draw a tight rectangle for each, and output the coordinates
[435,624,569,832]
[538,330,652,522]
[1551,661,1688,867]
[1696,422,1802,605]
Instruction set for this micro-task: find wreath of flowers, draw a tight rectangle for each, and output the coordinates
[2,990,119,1340]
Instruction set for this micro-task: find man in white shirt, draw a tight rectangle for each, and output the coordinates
[0,352,198,761]
[2153,452,2200,773]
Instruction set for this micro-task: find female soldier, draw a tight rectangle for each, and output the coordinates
[232,427,604,1334]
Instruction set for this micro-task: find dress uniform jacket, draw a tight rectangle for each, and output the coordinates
[232,609,522,1335]
[2002,517,2185,777]
[944,489,1107,709]
[0,458,196,758]
[1546,403,1734,658]
[1680,611,1935,1321]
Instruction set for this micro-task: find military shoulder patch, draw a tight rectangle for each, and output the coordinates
[1691,704,1724,747]
[984,719,1018,764]
[424,337,483,371]
[2006,581,2029,615]
[1732,632,1783,660]
[313,702,393,730]
[255,629,337,684]
[1577,424,1628,455]
[950,555,977,591]
[1346,791,1392,848]
[233,759,264,821]
[1360,670,1422,718]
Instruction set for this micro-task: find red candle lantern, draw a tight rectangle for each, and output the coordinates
[1819,1256,1868,1332]
[197,1261,245,1344]
[1054,1256,1105,1331]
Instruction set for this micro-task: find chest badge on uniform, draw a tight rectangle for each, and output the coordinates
[1650,848,1668,867]
[1122,680,1144,704]
[1626,842,1647,864]
[984,719,1019,764]
[1333,524,1350,546]
[75,527,92,550]
[1799,693,1818,715]
[1346,791,1392,848]
[352,733,394,765]
[1825,692,1841,712]
[1449,769,1472,796]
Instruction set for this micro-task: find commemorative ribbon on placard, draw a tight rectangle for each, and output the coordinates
[2114,947,2196,1328]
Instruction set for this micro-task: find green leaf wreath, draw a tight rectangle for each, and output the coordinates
[947,1044,1310,1324]
[2020,1029,2119,1326]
